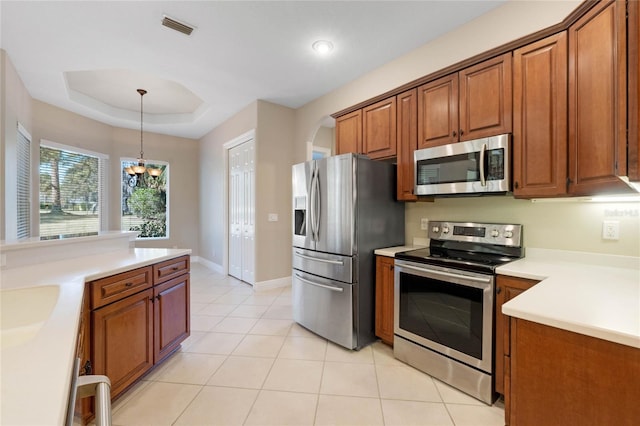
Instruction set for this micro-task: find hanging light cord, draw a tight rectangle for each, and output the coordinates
[138,89,147,161]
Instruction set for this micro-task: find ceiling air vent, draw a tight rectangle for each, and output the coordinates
[161,15,195,36]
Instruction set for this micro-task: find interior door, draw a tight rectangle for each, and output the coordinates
[228,139,255,284]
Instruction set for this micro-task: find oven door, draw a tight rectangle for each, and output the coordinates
[394,259,494,373]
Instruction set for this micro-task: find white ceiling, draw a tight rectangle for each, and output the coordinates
[1,1,506,140]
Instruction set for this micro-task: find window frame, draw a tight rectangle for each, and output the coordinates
[38,139,109,239]
[120,158,170,240]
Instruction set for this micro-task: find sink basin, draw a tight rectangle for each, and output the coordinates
[0,285,60,348]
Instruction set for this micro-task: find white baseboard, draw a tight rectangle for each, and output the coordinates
[191,256,224,274]
[253,275,292,292]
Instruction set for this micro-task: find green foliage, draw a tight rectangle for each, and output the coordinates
[129,219,166,238]
[128,187,167,238]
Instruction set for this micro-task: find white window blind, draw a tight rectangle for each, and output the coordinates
[39,141,108,239]
[16,124,31,239]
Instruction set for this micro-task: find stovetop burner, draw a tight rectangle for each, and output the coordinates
[395,221,524,273]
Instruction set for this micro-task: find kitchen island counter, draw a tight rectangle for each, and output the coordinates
[0,247,191,426]
[498,248,640,349]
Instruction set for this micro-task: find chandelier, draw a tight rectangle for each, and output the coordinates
[126,89,161,181]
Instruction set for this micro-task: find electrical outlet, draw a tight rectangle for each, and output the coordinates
[602,221,620,240]
[420,218,429,230]
[268,213,278,222]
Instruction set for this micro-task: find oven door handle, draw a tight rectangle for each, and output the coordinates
[397,263,492,284]
[295,274,344,292]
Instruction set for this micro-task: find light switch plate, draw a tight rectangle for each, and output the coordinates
[602,220,620,240]
[268,213,278,222]
[420,218,429,230]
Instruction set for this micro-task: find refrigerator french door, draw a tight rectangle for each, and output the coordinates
[292,153,404,350]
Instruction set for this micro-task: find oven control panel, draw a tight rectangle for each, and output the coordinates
[428,221,522,247]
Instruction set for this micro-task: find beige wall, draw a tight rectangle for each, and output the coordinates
[406,198,640,257]
[197,100,295,283]
[292,0,640,257]
[255,100,295,282]
[0,68,200,252]
[198,101,257,266]
[1,50,33,240]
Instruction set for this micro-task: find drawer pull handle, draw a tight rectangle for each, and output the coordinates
[125,282,133,287]
[171,266,179,271]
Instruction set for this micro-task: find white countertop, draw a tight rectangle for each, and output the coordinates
[0,248,191,426]
[498,248,640,349]
[374,245,417,257]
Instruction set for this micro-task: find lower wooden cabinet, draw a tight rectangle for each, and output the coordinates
[77,255,190,423]
[509,319,640,426]
[92,289,154,397]
[495,276,539,398]
[154,274,190,363]
[375,255,395,345]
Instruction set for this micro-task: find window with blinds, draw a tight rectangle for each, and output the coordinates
[39,142,108,239]
[16,125,31,239]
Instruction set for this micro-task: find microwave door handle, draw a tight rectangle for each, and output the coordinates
[479,143,487,187]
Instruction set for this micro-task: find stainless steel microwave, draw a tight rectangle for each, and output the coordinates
[414,134,511,196]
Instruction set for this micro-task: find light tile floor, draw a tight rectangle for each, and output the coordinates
[110,263,505,426]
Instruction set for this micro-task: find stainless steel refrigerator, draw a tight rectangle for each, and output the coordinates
[292,153,404,350]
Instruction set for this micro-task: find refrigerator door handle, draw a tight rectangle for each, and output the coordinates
[294,251,344,265]
[309,168,318,241]
[295,273,344,292]
[314,167,321,242]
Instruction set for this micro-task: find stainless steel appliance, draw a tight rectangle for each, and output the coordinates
[414,134,511,196]
[292,153,404,350]
[394,221,523,404]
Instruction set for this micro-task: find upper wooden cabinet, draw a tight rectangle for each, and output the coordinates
[513,32,568,198]
[336,97,397,160]
[335,110,362,155]
[363,97,397,159]
[568,0,629,195]
[418,53,512,149]
[396,88,418,201]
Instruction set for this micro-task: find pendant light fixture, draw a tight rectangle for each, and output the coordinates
[126,89,160,181]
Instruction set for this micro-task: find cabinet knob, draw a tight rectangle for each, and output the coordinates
[171,266,179,271]
[125,282,133,287]
[390,265,394,271]
[460,130,464,136]
[497,286,502,294]
[514,181,519,189]
[452,131,457,137]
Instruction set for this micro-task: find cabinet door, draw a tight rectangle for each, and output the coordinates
[629,0,639,181]
[513,33,568,198]
[396,89,418,201]
[495,275,539,396]
[154,274,191,363]
[363,97,397,159]
[459,53,513,141]
[335,110,363,155]
[92,289,154,398]
[417,74,458,148]
[375,256,395,345]
[568,0,628,195]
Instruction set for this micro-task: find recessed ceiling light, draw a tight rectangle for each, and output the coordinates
[312,40,334,55]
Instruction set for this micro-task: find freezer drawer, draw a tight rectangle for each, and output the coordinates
[292,248,354,284]
[292,271,355,349]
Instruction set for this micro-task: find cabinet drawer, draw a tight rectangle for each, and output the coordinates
[153,255,190,284]
[90,267,153,309]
